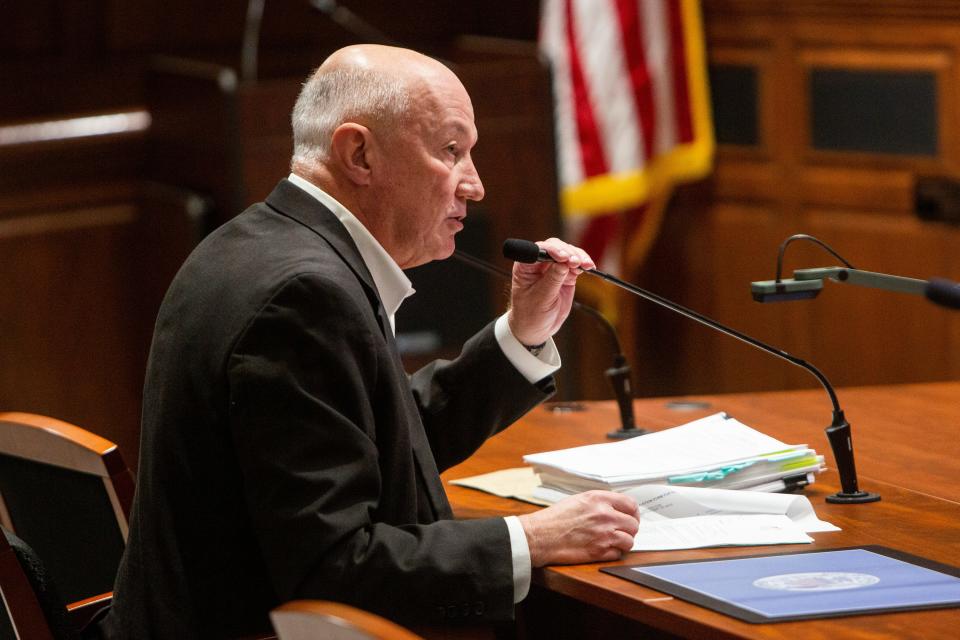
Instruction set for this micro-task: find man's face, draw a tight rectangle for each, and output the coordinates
[370,74,485,269]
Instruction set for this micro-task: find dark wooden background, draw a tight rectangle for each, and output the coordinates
[3,0,960,469]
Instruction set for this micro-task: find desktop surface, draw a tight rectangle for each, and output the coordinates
[442,381,960,639]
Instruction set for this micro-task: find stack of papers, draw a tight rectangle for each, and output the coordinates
[524,412,825,500]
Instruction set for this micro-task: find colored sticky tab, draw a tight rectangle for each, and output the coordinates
[668,461,755,484]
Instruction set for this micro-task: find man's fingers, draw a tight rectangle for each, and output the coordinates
[604,492,640,517]
[594,531,633,562]
[609,510,641,538]
[548,261,573,282]
[598,547,623,562]
[538,238,596,271]
[611,529,636,553]
[582,490,638,516]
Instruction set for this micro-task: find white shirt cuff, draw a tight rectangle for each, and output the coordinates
[504,515,532,603]
[494,314,560,384]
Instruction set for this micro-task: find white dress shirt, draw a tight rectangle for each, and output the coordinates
[287,173,560,602]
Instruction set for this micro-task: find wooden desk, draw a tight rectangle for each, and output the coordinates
[442,382,960,639]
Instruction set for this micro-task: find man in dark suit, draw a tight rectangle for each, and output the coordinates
[102,45,639,638]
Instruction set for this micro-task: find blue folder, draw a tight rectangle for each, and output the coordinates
[603,546,960,623]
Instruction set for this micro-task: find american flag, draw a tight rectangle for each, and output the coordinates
[539,0,714,275]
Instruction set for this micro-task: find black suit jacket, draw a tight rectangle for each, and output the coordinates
[102,180,553,638]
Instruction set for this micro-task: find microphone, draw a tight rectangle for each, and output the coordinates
[452,249,645,439]
[926,277,960,309]
[749,233,849,304]
[751,278,823,303]
[750,233,960,311]
[503,238,880,505]
[753,268,960,310]
[502,238,552,264]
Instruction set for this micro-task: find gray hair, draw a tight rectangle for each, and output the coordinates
[290,65,411,166]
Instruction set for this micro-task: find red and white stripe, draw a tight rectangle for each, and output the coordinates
[540,0,697,272]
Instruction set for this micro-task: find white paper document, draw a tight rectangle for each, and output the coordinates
[631,514,812,551]
[625,484,839,551]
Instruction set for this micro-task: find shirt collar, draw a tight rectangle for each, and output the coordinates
[287,173,414,329]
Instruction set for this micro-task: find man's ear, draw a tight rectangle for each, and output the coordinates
[330,123,373,185]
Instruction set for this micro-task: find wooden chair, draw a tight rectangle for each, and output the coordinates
[0,527,56,640]
[0,412,134,626]
[270,601,423,640]
[0,526,75,640]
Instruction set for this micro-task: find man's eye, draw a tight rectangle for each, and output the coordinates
[446,144,458,156]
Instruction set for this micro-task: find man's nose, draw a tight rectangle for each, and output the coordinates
[457,162,485,202]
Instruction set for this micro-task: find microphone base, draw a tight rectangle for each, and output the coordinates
[826,490,881,504]
[607,427,648,439]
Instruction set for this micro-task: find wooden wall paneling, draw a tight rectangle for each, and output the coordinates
[797,46,953,170]
[0,185,207,470]
[707,45,781,203]
[1,121,149,462]
[798,210,958,387]
[0,132,145,204]
[105,0,249,52]
[708,45,775,160]
[635,197,817,397]
[102,0,518,64]
[788,20,960,388]
[133,181,211,323]
[146,57,245,228]
[0,203,145,470]
[0,61,145,121]
[703,0,960,22]
[792,18,960,169]
[799,166,916,214]
[700,204,817,393]
[236,77,302,206]
[148,59,306,223]
[645,0,960,397]
[627,194,716,397]
[633,195,715,397]
[629,21,817,397]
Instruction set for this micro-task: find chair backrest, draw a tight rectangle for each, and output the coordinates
[0,413,134,607]
[270,601,423,640]
[0,526,76,640]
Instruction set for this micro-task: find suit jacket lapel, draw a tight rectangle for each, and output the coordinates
[264,179,452,521]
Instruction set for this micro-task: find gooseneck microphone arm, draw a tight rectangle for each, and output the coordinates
[774,233,856,283]
[308,0,401,46]
[503,238,879,504]
[452,249,643,438]
[241,0,266,82]
[751,234,960,308]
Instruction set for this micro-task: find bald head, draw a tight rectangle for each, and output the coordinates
[290,45,456,169]
[322,44,454,83]
[289,45,483,268]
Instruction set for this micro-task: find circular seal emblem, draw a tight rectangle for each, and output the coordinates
[753,572,880,591]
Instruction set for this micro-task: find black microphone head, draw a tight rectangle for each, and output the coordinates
[925,277,960,310]
[750,279,823,303]
[502,238,542,264]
